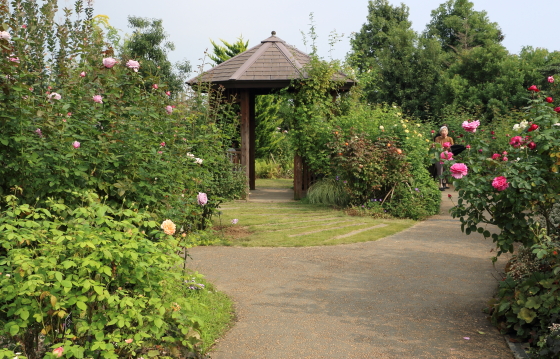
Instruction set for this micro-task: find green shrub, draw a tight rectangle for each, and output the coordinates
[306,178,349,207]
[0,192,224,358]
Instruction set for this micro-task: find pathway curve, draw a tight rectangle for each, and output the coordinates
[189,190,513,358]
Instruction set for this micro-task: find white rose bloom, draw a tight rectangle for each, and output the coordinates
[0,31,11,41]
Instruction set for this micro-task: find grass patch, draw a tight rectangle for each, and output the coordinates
[214,202,415,247]
[255,178,293,189]
[187,274,235,352]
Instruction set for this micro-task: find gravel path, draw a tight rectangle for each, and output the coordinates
[189,191,513,359]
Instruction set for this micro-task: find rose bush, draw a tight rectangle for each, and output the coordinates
[448,80,560,355]
[0,1,243,357]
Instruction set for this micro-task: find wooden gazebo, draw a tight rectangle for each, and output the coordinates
[187,31,354,199]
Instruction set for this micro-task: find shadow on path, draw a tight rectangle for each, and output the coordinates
[189,189,513,359]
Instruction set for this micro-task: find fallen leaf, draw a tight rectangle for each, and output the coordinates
[478,331,485,335]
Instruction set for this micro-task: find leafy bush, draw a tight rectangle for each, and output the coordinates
[449,82,560,355]
[282,54,440,219]
[0,1,245,229]
[0,192,224,358]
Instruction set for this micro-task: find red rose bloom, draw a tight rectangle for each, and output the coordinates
[510,136,523,148]
[528,141,536,150]
[528,85,540,92]
[555,107,560,113]
[528,124,539,132]
[546,97,554,103]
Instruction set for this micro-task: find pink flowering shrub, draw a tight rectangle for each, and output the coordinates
[0,1,244,358]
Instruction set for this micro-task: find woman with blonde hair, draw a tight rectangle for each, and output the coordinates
[434,126,453,190]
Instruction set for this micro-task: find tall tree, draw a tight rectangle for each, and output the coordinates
[122,16,190,94]
[348,0,444,119]
[208,36,249,65]
[424,0,504,53]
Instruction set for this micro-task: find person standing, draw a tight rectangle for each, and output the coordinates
[434,126,454,190]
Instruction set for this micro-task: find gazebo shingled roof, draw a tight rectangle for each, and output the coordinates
[187,32,355,199]
[187,32,354,91]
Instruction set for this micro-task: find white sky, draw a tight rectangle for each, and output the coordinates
[83,0,560,71]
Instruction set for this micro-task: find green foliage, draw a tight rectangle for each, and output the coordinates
[284,47,440,219]
[208,35,249,66]
[348,0,444,119]
[423,0,504,52]
[450,87,560,256]
[0,193,217,358]
[490,230,560,358]
[449,84,560,354]
[122,16,191,95]
[0,1,245,230]
[349,0,560,122]
[306,178,350,207]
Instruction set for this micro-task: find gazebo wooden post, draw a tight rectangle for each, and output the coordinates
[249,93,256,190]
[240,90,251,198]
[293,154,303,200]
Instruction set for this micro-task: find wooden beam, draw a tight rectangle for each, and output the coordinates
[249,92,256,190]
[294,154,303,200]
[240,89,250,199]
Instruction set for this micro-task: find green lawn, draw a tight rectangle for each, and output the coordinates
[255,178,293,189]
[214,202,415,247]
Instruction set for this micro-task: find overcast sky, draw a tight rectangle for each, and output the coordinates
[83,0,559,71]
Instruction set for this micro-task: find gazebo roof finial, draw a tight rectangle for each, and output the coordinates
[271,31,276,36]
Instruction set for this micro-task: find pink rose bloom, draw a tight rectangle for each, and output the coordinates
[440,151,453,161]
[166,105,173,114]
[67,112,72,117]
[491,153,500,160]
[48,92,61,100]
[53,347,64,358]
[152,84,158,89]
[125,338,133,344]
[442,142,451,148]
[103,57,117,68]
[462,120,480,133]
[528,85,539,92]
[0,31,11,40]
[450,163,468,179]
[492,176,509,191]
[503,157,508,162]
[126,59,140,72]
[92,95,103,104]
[509,136,523,148]
[466,144,471,149]
[9,57,19,63]
[197,192,208,205]
[22,24,27,29]
[160,142,166,147]
[478,149,483,153]
[549,76,555,83]
[72,141,80,149]
[166,91,171,96]
[80,71,86,77]
[502,151,508,155]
